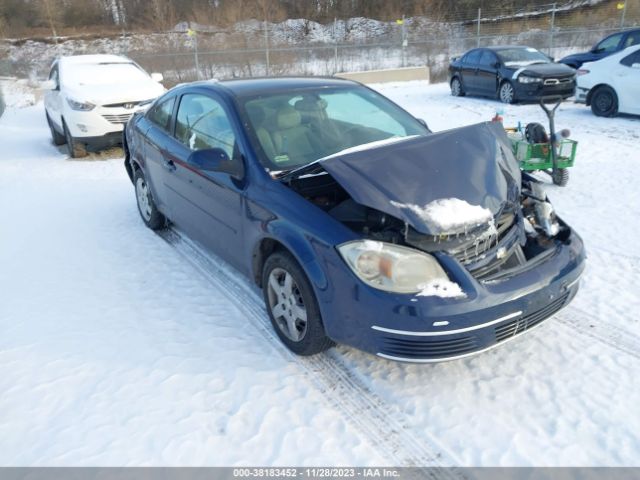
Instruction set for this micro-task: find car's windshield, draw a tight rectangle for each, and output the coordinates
[497,47,550,66]
[64,62,150,87]
[240,86,428,172]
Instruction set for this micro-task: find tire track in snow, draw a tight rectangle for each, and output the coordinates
[159,229,466,475]
[556,306,640,361]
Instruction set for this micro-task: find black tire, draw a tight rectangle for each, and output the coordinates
[499,81,516,104]
[46,113,66,146]
[590,86,618,117]
[133,168,166,230]
[262,251,334,356]
[552,168,569,187]
[63,120,87,158]
[450,77,465,97]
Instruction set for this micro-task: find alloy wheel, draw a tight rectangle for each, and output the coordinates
[267,267,308,342]
[500,82,514,103]
[135,177,153,222]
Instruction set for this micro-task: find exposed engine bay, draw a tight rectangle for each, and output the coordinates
[284,171,569,282]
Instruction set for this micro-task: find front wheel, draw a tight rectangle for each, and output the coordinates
[450,77,465,97]
[262,251,334,356]
[46,113,65,146]
[590,86,618,117]
[499,81,516,104]
[134,169,166,230]
[63,120,87,158]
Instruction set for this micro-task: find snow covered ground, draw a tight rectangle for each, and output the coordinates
[1,80,639,467]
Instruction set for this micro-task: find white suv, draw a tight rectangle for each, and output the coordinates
[43,54,166,157]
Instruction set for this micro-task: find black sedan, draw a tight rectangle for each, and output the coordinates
[449,46,576,103]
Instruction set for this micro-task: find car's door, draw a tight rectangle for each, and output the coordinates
[616,49,640,115]
[459,49,482,93]
[44,63,63,130]
[141,95,177,214]
[162,92,247,268]
[477,50,499,94]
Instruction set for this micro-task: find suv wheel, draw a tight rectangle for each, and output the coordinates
[134,168,166,230]
[63,120,87,158]
[46,113,66,146]
[262,251,334,356]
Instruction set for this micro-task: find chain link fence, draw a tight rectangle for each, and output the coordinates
[1,0,639,84]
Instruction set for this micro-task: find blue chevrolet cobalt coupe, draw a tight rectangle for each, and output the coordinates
[124,77,585,362]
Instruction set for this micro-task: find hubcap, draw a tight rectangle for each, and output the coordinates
[135,177,153,221]
[267,267,308,342]
[500,83,513,103]
[596,92,612,112]
[451,79,460,96]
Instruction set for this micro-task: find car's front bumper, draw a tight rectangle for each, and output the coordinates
[316,230,585,362]
[575,86,590,104]
[513,81,576,101]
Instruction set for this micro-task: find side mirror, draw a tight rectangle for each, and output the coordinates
[417,118,432,133]
[188,148,243,179]
[41,79,56,90]
[150,72,164,82]
[592,47,604,54]
[492,61,501,68]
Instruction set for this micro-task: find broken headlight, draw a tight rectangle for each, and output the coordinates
[338,240,449,293]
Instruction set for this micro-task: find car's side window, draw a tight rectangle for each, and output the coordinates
[596,33,623,53]
[175,94,237,160]
[147,97,175,132]
[465,50,482,64]
[478,51,497,67]
[620,50,640,67]
[624,32,640,48]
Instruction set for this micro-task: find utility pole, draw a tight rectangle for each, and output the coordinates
[620,1,628,28]
[549,3,556,56]
[334,18,338,74]
[476,8,481,48]
[264,19,270,76]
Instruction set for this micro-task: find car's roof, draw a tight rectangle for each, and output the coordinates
[484,45,541,51]
[186,76,360,98]
[58,54,133,66]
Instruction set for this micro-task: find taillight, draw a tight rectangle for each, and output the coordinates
[577,69,590,76]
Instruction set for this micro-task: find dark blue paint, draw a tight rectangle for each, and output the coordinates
[559,29,640,69]
[125,77,586,362]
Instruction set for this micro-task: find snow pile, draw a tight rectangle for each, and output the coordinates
[391,198,493,234]
[416,279,466,298]
[321,135,417,160]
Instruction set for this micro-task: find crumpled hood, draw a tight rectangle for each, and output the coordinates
[65,81,165,107]
[511,62,576,77]
[318,122,521,235]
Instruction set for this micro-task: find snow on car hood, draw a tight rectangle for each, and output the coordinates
[317,122,521,235]
[65,81,166,107]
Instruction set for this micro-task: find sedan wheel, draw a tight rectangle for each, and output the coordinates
[450,77,464,97]
[133,169,166,230]
[267,267,308,342]
[499,82,515,104]
[591,86,618,117]
[262,251,334,355]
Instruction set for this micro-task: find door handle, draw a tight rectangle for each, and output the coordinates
[162,158,176,172]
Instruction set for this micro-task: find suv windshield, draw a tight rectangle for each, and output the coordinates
[241,86,428,171]
[497,47,550,67]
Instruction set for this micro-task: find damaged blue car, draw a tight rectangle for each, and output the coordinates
[124,77,585,362]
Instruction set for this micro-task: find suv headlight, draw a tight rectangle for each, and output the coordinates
[66,98,95,111]
[338,240,451,294]
[518,75,542,84]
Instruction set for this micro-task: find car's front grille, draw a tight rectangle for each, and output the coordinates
[381,335,479,360]
[494,292,569,342]
[543,77,574,85]
[102,113,134,124]
[449,212,515,265]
